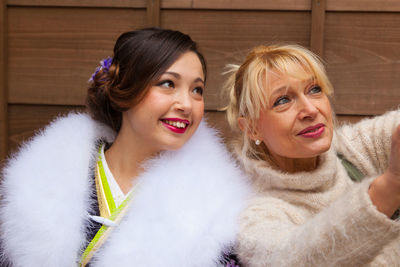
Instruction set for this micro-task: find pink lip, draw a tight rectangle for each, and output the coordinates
[160,118,190,134]
[297,123,325,138]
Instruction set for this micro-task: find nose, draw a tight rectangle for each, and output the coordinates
[297,96,318,120]
[175,89,192,115]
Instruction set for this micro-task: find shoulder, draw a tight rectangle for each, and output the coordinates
[0,113,101,265]
[6,112,114,158]
[1,112,115,186]
[32,112,115,145]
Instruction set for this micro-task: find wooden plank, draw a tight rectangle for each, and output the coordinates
[8,7,146,105]
[7,0,146,8]
[326,0,400,12]
[162,10,311,110]
[161,0,311,10]
[147,0,160,27]
[7,0,400,13]
[325,12,400,115]
[0,0,7,160]
[7,104,84,155]
[310,0,326,57]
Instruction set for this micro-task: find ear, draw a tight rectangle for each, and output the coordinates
[238,117,261,142]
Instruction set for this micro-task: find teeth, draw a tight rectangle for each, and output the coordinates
[164,120,187,129]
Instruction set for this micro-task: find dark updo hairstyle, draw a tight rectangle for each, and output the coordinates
[86,27,207,132]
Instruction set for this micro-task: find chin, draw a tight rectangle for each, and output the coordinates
[314,136,332,154]
[311,144,331,157]
[296,143,331,158]
[163,142,186,151]
[166,146,183,151]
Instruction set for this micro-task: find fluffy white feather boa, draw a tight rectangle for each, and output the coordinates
[0,113,251,267]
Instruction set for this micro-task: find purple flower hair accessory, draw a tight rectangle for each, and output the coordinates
[89,57,113,82]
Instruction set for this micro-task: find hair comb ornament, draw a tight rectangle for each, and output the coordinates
[89,57,113,82]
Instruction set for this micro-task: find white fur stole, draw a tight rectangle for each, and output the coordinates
[0,113,251,267]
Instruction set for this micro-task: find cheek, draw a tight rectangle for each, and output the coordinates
[259,120,280,144]
[190,102,204,130]
[320,97,333,118]
[191,98,204,118]
[259,116,289,138]
[321,101,334,131]
[144,91,169,107]
[196,101,205,118]
[258,116,294,151]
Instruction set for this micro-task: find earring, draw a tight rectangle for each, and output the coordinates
[255,140,261,146]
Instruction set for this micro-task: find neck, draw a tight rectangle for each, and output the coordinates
[268,153,318,173]
[105,128,158,194]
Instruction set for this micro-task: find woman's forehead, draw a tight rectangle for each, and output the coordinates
[264,65,315,88]
[269,59,313,77]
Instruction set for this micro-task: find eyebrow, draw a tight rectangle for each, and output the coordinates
[270,86,289,98]
[164,71,205,85]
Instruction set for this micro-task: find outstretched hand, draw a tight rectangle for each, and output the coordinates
[369,123,400,218]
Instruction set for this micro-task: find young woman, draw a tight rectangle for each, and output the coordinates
[226,44,400,266]
[0,28,250,266]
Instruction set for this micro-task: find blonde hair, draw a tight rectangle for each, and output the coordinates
[225,44,334,159]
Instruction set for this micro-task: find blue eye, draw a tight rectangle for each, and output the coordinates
[309,85,322,94]
[193,87,204,96]
[157,80,174,88]
[273,96,290,107]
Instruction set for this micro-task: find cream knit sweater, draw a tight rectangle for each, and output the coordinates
[236,109,400,267]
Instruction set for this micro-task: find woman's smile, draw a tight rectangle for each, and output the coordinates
[161,118,190,134]
[297,123,325,138]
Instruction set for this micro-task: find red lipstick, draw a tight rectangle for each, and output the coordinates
[297,123,325,138]
[161,118,190,134]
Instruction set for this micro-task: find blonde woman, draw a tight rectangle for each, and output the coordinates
[226,44,400,266]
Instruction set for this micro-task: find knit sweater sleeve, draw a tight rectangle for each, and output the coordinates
[237,177,400,266]
[335,109,400,176]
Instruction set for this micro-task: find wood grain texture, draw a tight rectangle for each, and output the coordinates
[325,12,400,115]
[7,0,146,8]
[162,9,311,110]
[147,0,160,27]
[8,0,400,12]
[326,0,400,12]
[0,0,7,161]
[310,0,326,57]
[8,7,146,105]
[161,0,311,10]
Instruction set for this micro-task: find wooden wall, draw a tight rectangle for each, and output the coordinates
[1,0,400,160]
